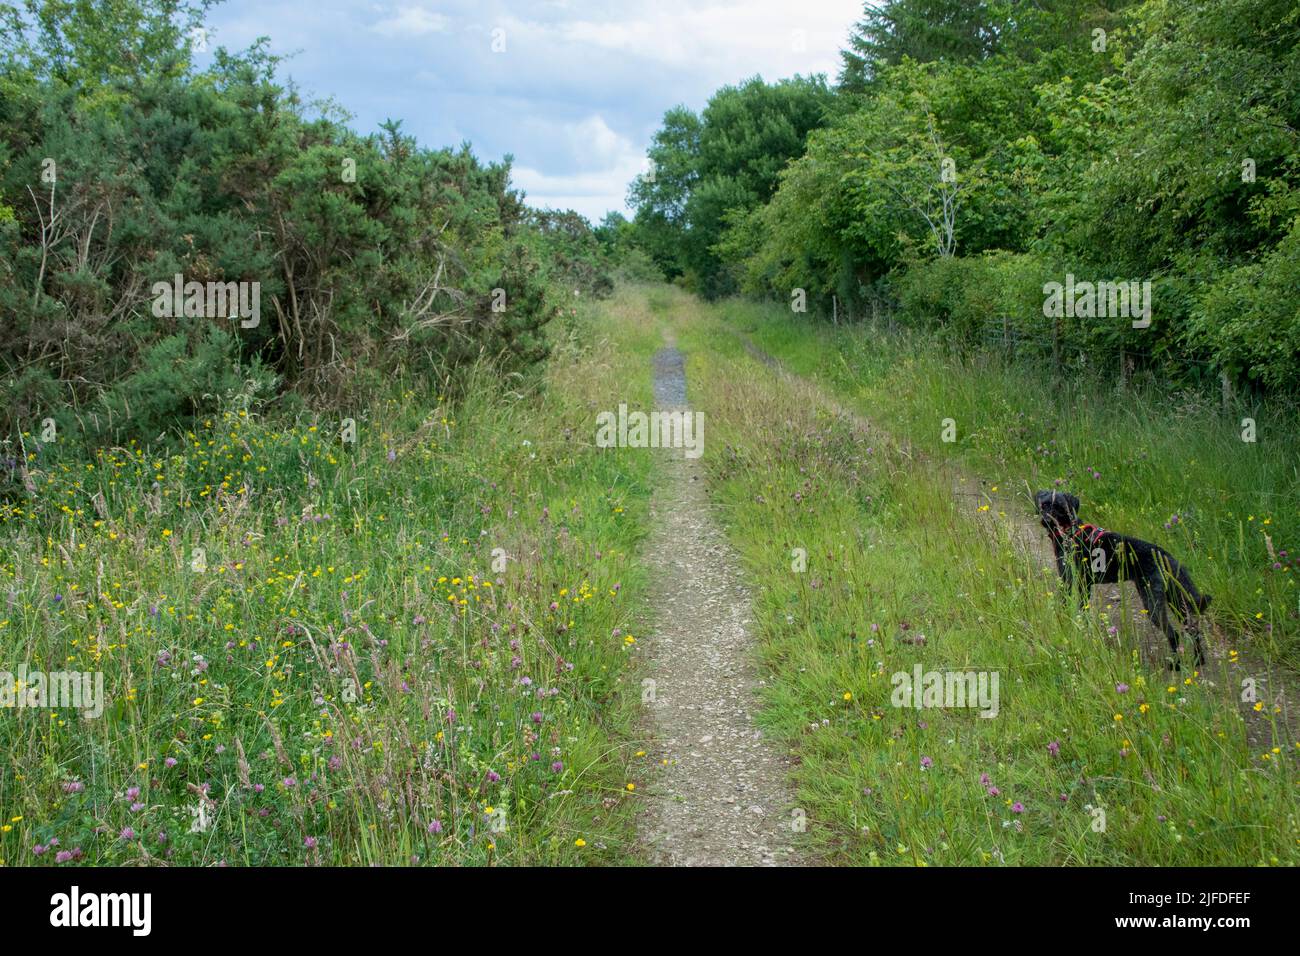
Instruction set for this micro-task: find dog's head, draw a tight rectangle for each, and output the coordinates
[1035,490,1080,534]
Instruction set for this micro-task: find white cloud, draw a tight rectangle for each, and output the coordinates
[371,6,449,38]
[523,0,861,86]
[206,0,866,220]
[512,113,646,220]
[481,0,862,218]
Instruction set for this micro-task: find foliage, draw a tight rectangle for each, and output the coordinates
[630,0,1300,394]
[0,0,603,453]
[838,0,1006,91]
[627,75,833,298]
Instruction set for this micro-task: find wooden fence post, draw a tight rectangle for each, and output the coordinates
[1052,317,1061,376]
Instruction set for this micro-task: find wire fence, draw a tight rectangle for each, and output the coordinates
[821,292,1248,410]
[973,315,1237,405]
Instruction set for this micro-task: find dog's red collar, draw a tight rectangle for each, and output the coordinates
[1072,523,1106,548]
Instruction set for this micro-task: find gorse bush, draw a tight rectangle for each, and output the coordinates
[0,0,621,454]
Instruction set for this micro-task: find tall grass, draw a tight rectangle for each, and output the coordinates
[728,300,1300,670]
[0,293,661,866]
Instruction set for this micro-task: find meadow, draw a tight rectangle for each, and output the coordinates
[0,303,663,866]
[732,300,1300,671]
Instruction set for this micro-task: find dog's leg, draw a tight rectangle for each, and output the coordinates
[1137,580,1181,670]
[1057,548,1089,609]
[1192,627,1207,667]
[1184,614,1207,668]
[1167,564,1209,669]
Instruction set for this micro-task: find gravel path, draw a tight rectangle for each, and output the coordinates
[637,342,805,867]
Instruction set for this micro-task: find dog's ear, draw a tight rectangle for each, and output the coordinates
[1063,493,1080,516]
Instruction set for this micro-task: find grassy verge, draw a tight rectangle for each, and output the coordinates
[0,292,661,867]
[729,299,1300,671]
[664,286,1297,865]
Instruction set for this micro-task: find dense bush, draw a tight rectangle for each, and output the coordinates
[1189,220,1300,392]
[892,252,1043,344]
[0,0,620,455]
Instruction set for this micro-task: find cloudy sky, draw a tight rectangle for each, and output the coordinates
[202,0,864,221]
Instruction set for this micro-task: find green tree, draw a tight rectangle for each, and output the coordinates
[629,75,832,297]
[838,0,1005,91]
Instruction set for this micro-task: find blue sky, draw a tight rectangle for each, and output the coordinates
[201,0,863,221]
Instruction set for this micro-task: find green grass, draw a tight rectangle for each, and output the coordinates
[657,285,1298,866]
[0,291,664,866]
[729,298,1300,670]
[8,281,1293,868]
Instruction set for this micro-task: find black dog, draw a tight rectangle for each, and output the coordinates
[1035,491,1210,668]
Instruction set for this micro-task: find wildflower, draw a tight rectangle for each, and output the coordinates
[920,755,933,770]
[1047,741,1060,756]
